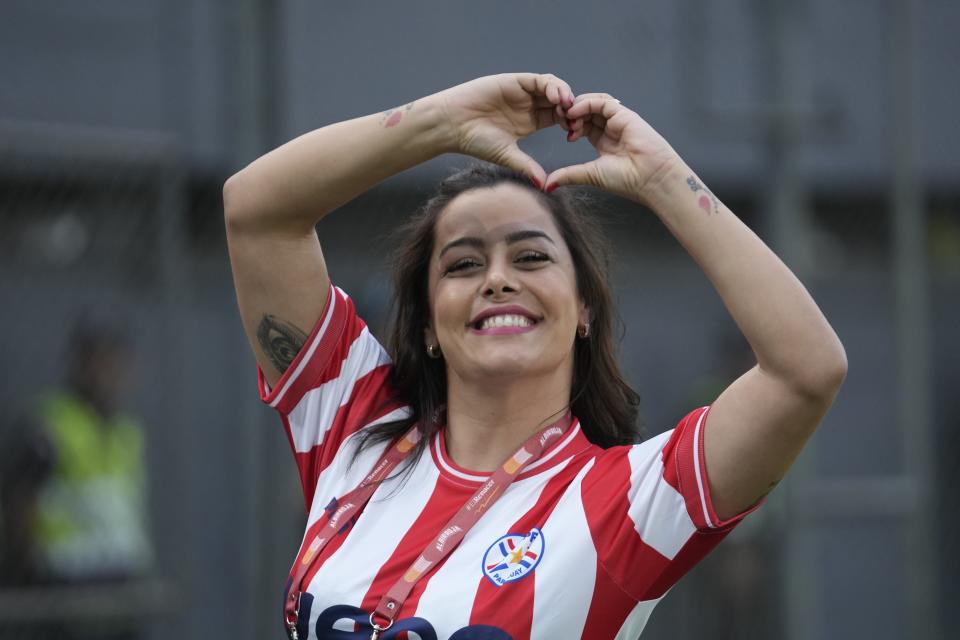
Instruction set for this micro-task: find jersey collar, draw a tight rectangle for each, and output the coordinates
[430,417,591,487]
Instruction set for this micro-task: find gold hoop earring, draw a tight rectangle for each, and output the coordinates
[577,323,590,339]
[426,343,442,359]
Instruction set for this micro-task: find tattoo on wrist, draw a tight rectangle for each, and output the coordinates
[381,101,416,128]
[257,314,308,374]
[686,176,720,215]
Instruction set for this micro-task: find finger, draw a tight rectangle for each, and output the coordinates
[544,161,601,192]
[562,99,608,129]
[542,74,575,107]
[534,104,576,131]
[565,94,623,121]
[571,92,620,105]
[586,123,606,147]
[546,82,559,105]
[516,73,577,134]
[566,97,620,121]
[546,104,581,133]
[535,106,564,130]
[498,143,548,188]
[573,119,600,142]
[555,104,569,131]
[521,73,574,107]
[566,113,604,142]
[566,120,594,143]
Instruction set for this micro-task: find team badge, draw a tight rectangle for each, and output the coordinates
[481,528,545,586]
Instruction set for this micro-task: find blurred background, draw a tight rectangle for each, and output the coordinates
[0,0,957,639]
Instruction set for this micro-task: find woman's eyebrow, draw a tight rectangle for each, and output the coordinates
[438,229,556,259]
[438,236,484,259]
[504,229,556,246]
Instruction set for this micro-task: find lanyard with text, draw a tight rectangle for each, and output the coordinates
[283,411,572,640]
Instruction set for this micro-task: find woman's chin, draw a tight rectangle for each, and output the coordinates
[463,354,554,382]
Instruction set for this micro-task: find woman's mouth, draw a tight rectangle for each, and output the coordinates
[469,314,539,335]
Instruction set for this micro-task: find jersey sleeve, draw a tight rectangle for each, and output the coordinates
[256,283,410,508]
[580,405,764,601]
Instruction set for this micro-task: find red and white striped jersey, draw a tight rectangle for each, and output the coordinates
[258,285,760,640]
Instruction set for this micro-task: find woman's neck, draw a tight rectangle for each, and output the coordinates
[443,369,573,472]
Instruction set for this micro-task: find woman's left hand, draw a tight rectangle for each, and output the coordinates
[543,93,681,205]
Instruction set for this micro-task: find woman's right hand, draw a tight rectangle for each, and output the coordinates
[432,73,577,188]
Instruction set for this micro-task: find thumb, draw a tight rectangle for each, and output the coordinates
[497,143,547,190]
[544,161,600,193]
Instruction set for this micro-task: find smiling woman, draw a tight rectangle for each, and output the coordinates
[431,184,583,391]
[223,72,845,640]
[360,165,641,476]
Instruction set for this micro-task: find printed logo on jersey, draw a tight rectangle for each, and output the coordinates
[481,528,545,586]
[312,604,510,639]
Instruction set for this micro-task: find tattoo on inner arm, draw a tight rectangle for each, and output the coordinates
[686,175,721,215]
[257,314,309,374]
[380,101,416,128]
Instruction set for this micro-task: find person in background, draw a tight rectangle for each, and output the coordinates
[0,317,152,588]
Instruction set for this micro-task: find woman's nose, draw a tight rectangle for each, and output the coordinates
[482,261,518,297]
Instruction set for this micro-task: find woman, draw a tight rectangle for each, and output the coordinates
[224,73,846,640]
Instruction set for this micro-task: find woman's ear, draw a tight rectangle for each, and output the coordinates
[424,325,437,348]
[424,324,443,359]
[578,303,592,328]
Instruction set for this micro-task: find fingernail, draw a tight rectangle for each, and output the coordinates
[566,130,576,142]
[546,183,559,193]
[529,176,542,190]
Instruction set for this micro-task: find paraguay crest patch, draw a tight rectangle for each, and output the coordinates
[481,528,545,586]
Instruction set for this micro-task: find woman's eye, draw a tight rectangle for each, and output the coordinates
[445,258,481,274]
[518,252,549,264]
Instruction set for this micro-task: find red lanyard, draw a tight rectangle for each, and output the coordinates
[283,411,572,640]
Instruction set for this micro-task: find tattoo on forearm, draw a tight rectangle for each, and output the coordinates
[257,315,308,374]
[381,101,416,128]
[686,175,720,215]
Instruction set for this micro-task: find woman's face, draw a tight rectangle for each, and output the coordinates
[426,182,588,384]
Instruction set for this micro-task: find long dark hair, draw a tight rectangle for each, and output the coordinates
[356,162,642,468]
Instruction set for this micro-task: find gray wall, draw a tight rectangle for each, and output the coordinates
[2,0,959,185]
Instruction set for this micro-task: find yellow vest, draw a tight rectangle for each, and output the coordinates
[33,392,152,580]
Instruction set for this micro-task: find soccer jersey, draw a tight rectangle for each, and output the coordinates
[258,284,759,640]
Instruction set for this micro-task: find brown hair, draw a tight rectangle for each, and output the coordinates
[356,162,642,466]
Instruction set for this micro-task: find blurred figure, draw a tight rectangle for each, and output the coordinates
[0,316,152,636]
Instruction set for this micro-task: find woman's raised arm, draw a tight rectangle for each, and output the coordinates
[547,93,848,520]
[223,73,576,386]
